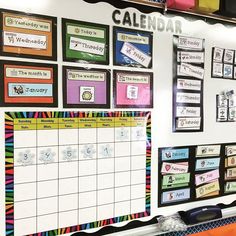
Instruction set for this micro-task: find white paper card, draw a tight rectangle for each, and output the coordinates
[177,51,204,63]
[224,49,234,64]
[176,117,201,130]
[120,42,151,68]
[176,92,201,104]
[177,79,201,91]
[180,63,204,80]
[213,62,223,77]
[176,106,201,117]
[178,36,203,51]
[69,37,105,56]
[80,86,95,102]
[3,31,47,49]
[213,47,224,62]
[127,85,138,99]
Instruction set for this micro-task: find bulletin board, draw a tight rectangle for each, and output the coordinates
[1,0,236,236]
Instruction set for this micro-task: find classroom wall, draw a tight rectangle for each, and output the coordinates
[1,0,236,235]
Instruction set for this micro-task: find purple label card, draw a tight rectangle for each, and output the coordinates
[63,66,110,108]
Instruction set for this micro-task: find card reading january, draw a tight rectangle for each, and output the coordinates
[0,60,58,107]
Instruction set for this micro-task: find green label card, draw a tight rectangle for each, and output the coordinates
[162,173,190,187]
[62,19,109,64]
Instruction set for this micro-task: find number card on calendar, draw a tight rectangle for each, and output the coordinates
[5,111,151,236]
[63,66,110,108]
[0,60,58,107]
[62,18,109,64]
[0,9,57,60]
[113,27,153,68]
[113,70,153,108]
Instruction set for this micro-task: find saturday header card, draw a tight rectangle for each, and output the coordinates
[0,9,57,60]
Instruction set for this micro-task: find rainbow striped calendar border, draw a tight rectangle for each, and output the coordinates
[5,111,151,236]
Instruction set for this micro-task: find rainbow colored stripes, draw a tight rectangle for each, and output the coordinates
[5,111,151,236]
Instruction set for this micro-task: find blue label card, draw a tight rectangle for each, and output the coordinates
[161,148,189,161]
[195,158,220,171]
[8,83,52,97]
[162,188,190,204]
[113,27,153,68]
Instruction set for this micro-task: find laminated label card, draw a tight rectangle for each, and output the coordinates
[0,60,58,107]
[63,66,110,108]
[113,70,153,108]
[62,18,109,64]
[0,9,57,60]
[173,35,205,132]
[212,47,236,80]
[113,27,153,68]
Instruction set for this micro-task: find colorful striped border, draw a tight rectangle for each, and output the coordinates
[5,111,151,236]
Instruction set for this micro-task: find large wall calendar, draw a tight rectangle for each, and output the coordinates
[5,111,151,235]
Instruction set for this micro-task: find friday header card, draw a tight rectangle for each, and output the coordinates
[63,66,110,108]
[62,18,109,64]
[0,9,57,60]
[0,60,58,107]
[113,27,153,68]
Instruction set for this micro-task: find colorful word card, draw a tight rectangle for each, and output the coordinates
[159,146,190,206]
[63,66,110,108]
[113,27,153,68]
[195,144,221,199]
[0,9,57,60]
[158,143,230,207]
[0,60,58,107]
[173,35,205,132]
[113,70,153,108]
[5,111,151,236]
[212,47,236,80]
[62,18,109,64]
[216,94,236,122]
[225,145,236,194]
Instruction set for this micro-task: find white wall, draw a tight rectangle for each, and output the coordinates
[1,0,236,235]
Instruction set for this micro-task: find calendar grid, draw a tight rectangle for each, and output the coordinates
[5,111,151,236]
